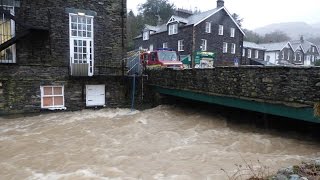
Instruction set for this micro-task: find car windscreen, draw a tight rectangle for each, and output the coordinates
[158,51,178,61]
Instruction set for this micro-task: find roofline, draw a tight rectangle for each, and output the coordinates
[280,42,294,51]
[193,7,245,35]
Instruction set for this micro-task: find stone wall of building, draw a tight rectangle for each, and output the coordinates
[0,0,128,115]
[147,67,320,106]
[194,9,244,66]
[15,0,126,75]
[0,66,129,115]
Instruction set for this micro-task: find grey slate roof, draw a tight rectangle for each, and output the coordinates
[135,7,224,38]
[259,42,291,51]
[243,41,266,50]
[290,40,315,53]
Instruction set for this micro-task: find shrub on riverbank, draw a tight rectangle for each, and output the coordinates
[222,159,320,180]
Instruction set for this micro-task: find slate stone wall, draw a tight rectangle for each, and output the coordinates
[194,9,244,66]
[0,0,128,115]
[148,67,320,106]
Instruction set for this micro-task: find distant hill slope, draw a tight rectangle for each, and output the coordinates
[254,22,320,39]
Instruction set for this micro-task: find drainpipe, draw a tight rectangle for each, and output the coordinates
[192,26,196,69]
[121,0,126,77]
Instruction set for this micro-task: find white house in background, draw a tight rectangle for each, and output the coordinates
[260,42,294,65]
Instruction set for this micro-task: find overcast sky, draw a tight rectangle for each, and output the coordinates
[127,0,320,29]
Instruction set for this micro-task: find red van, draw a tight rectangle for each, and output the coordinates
[140,48,183,69]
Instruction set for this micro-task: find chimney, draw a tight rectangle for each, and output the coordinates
[300,36,304,43]
[217,0,224,8]
[175,8,194,18]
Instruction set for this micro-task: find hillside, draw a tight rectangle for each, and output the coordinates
[254,22,320,39]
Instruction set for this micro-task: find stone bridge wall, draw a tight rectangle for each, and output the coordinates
[148,67,320,106]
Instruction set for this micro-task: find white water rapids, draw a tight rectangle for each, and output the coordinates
[0,106,319,180]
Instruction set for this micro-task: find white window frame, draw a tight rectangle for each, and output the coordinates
[69,13,94,76]
[248,49,252,58]
[231,43,236,54]
[0,5,16,63]
[205,22,211,33]
[163,42,168,48]
[149,44,153,51]
[201,39,207,51]
[242,48,245,57]
[40,86,65,109]
[230,28,235,38]
[255,50,259,58]
[281,51,284,59]
[219,25,224,35]
[178,40,184,51]
[223,42,228,53]
[168,24,178,35]
[143,31,149,41]
[287,51,290,60]
[294,53,296,61]
[299,53,302,61]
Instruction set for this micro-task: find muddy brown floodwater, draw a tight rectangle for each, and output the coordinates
[0,106,320,180]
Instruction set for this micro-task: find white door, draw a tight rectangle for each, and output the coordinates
[86,85,105,107]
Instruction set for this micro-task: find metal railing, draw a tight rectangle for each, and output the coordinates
[126,50,142,75]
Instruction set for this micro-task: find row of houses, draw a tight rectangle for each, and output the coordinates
[243,37,319,66]
[134,0,319,66]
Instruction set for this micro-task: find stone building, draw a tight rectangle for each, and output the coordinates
[0,0,127,115]
[242,41,266,65]
[260,42,295,65]
[290,37,320,66]
[133,0,245,66]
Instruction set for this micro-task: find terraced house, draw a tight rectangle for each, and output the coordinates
[0,0,127,114]
[134,0,245,66]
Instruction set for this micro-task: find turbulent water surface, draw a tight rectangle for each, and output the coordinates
[0,106,319,180]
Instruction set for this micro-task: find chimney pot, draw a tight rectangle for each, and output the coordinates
[217,0,224,8]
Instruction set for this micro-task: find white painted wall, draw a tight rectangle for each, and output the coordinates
[265,51,278,64]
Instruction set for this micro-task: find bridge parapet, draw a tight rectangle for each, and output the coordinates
[148,66,320,107]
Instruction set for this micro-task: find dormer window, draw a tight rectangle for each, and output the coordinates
[168,24,178,35]
[205,22,211,33]
[143,31,149,41]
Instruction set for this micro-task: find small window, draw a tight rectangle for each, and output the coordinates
[231,43,236,54]
[242,49,245,57]
[178,40,184,51]
[219,25,224,35]
[163,42,168,48]
[255,50,259,58]
[201,39,207,51]
[294,54,296,61]
[230,28,235,37]
[151,52,157,61]
[205,22,211,33]
[168,24,178,35]
[223,42,228,53]
[41,86,65,109]
[248,49,251,58]
[139,46,143,50]
[287,51,290,60]
[143,31,149,41]
[149,44,153,51]
[299,53,302,61]
[281,51,284,59]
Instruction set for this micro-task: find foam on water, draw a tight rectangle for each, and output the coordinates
[0,106,320,179]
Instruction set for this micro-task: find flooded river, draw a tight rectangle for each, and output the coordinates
[0,106,320,180]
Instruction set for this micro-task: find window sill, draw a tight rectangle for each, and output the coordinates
[42,107,67,110]
[178,50,184,52]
